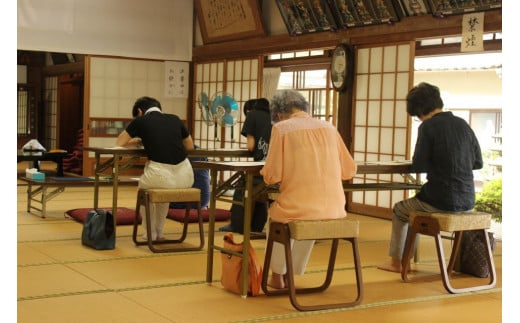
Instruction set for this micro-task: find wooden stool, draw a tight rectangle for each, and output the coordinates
[132,188,204,253]
[401,211,496,293]
[261,219,363,311]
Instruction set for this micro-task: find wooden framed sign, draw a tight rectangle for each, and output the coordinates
[195,0,266,44]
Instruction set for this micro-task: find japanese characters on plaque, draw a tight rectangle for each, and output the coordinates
[461,12,484,52]
[164,61,189,98]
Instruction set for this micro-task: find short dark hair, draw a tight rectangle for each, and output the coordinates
[243,98,270,116]
[132,96,162,117]
[406,82,444,117]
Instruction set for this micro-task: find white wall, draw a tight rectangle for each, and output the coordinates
[414,69,502,110]
[17,0,193,61]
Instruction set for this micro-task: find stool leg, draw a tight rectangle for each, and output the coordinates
[131,192,141,245]
[442,229,496,293]
[348,237,364,306]
[178,206,191,242]
[261,222,291,296]
[132,190,148,246]
[260,227,274,294]
[153,202,204,250]
[262,222,364,311]
[148,202,204,253]
[133,189,204,253]
[401,227,417,282]
[447,231,463,273]
[195,202,205,249]
[143,193,157,252]
[290,237,363,311]
[402,217,497,294]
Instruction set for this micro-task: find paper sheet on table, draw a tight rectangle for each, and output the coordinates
[23,139,46,151]
[106,146,128,149]
[221,161,265,166]
[362,160,412,165]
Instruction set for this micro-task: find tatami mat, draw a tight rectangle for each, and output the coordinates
[17,172,503,322]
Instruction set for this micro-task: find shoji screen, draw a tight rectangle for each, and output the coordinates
[193,58,262,152]
[349,42,414,219]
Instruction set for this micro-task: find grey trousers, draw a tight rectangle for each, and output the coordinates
[388,197,442,259]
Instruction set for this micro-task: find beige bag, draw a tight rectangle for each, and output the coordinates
[220,233,263,296]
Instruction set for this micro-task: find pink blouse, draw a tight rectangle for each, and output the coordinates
[260,111,357,223]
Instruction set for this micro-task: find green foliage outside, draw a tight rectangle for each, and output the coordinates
[474,178,502,223]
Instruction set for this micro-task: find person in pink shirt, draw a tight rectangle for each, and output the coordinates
[260,89,357,289]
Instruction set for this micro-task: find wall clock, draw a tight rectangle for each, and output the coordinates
[331,44,353,92]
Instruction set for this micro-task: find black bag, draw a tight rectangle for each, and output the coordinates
[81,209,115,250]
[230,177,268,234]
[457,230,496,278]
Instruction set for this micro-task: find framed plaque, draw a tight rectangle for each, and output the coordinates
[397,0,431,16]
[427,0,501,17]
[195,0,266,44]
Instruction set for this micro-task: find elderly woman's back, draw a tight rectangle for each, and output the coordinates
[260,89,357,289]
[261,110,356,223]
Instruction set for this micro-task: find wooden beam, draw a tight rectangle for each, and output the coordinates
[415,39,502,56]
[193,10,502,62]
[42,61,85,76]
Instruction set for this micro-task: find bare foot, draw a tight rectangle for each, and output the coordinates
[377,258,403,273]
[267,273,285,289]
[377,262,402,273]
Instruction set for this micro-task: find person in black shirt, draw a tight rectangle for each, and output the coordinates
[378,83,483,273]
[219,98,272,233]
[116,96,195,241]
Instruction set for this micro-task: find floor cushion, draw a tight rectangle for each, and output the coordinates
[66,207,231,225]
[167,208,231,223]
[65,207,139,225]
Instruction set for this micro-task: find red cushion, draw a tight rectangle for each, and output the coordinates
[65,207,231,225]
[65,207,139,225]
[167,208,230,223]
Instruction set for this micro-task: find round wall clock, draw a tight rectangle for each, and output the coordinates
[331,44,352,92]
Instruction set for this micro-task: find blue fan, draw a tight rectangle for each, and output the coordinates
[198,92,214,126]
[210,91,239,127]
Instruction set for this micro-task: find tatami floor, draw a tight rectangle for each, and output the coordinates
[16,164,503,322]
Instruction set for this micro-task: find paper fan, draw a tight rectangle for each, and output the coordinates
[198,92,214,126]
[210,91,239,127]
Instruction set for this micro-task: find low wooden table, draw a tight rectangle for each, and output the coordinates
[82,147,252,236]
[17,149,68,176]
[19,176,139,218]
[192,160,421,298]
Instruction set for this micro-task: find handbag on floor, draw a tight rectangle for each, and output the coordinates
[220,233,262,296]
[456,230,496,278]
[81,209,115,250]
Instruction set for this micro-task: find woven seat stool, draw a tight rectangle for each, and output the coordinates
[132,188,204,253]
[261,219,363,311]
[401,210,496,293]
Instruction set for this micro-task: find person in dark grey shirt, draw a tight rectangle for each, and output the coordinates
[378,82,483,273]
[219,98,272,233]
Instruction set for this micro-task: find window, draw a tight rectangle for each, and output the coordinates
[277,69,337,124]
[17,85,35,136]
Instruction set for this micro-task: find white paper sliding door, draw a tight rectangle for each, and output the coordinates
[349,42,415,220]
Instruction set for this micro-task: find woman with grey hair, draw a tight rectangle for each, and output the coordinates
[260,89,357,289]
